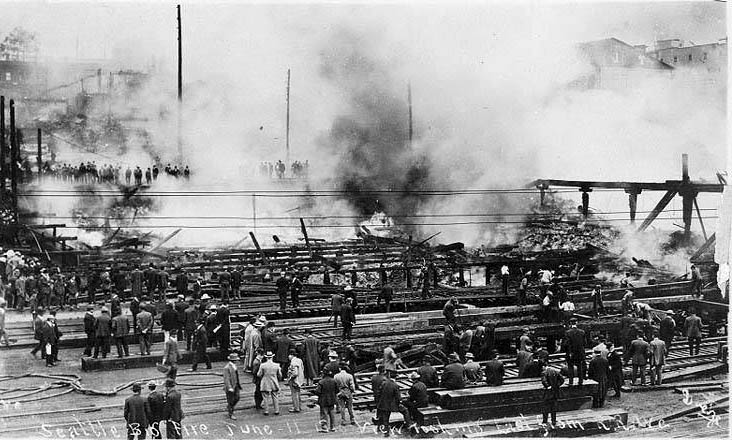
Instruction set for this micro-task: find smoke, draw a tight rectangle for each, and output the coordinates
[10,2,727,251]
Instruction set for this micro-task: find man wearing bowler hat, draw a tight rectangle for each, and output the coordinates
[223,353,242,419]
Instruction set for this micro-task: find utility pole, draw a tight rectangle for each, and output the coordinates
[285,68,291,164]
[9,99,17,223]
[1,96,5,193]
[407,82,413,148]
[177,4,183,159]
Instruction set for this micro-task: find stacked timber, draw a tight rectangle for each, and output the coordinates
[418,380,598,424]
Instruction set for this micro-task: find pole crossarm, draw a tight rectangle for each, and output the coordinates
[529,179,724,193]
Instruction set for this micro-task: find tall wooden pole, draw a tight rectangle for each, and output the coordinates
[9,99,17,222]
[37,128,42,179]
[177,4,183,159]
[285,68,290,164]
[0,96,5,193]
[407,82,413,148]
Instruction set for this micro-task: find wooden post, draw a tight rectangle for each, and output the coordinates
[406,267,413,288]
[0,96,5,193]
[693,197,707,240]
[299,217,311,256]
[625,188,639,224]
[176,4,183,158]
[249,231,268,264]
[458,267,465,286]
[37,128,42,179]
[9,100,17,209]
[485,265,491,286]
[285,68,290,164]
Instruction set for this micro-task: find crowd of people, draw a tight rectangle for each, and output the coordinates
[256,160,309,179]
[32,161,191,184]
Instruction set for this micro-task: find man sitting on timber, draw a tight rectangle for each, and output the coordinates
[441,353,466,390]
[519,328,532,352]
[484,350,504,386]
[417,358,439,388]
[442,297,458,323]
[403,372,428,427]
[463,352,483,383]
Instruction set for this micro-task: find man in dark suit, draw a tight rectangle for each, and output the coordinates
[30,308,46,359]
[124,383,148,440]
[223,353,242,419]
[684,310,703,356]
[112,312,130,358]
[587,348,609,407]
[659,311,676,350]
[41,316,58,367]
[145,381,164,439]
[188,320,210,371]
[484,349,505,386]
[541,364,564,426]
[377,370,412,436]
[441,353,466,390]
[628,335,650,386]
[565,318,586,386]
[83,306,96,356]
[275,328,294,377]
[93,307,112,359]
[183,300,198,351]
[162,379,183,439]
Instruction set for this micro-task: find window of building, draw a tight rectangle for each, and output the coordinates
[4,72,10,81]
[673,56,678,63]
[613,51,620,63]
[688,54,692,61]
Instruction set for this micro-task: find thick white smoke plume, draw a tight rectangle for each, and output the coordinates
[12,2,726,251]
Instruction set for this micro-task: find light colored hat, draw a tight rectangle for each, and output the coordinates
[666,310,674,314]
[147,380,157,388]
[101,306,109,313]
[201,293,211,300]
[408,372,421,380]
[465,352,474,359]
[264,351,275,358]
[209,304,217,310]
[328,350,338,359]
[344,285,353,291]
[228,353,240,361]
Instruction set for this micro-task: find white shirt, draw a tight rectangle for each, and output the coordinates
[501,265,509,276]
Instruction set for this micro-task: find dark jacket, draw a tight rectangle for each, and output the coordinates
[314,376,338,407]
[161,309,179,331]
[275,335,294,363]
[41,321,57,345]
[566,327,586,360]
[371,373,386,404]
[184,306,199,331]
[541,366,564,401]
[417,365,439,388]
[377,378,401,412]
[659,316,676,340]
[95,313,112,338]
[441,362,466,390]
[111,314,130,338]
[341,304,355,325]
[484,359,505,386]
[192,325,208,353]
[146,391,165,423]
[262,328,277,353]
[407,381,429,407]
[124,394,148,429]
[588,356,609,384]
[162,389,184,422]
[84,313,96,335]
[629,338,650,366]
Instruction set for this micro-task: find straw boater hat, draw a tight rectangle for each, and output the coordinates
[328,350,338,359]
[209,304,217,310]
[264,351,275,358]
[465,352,474,360]
[201,293,211,300]
[228,353,240,361]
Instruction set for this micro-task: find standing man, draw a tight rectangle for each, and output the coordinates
[230,267,242,299]
[606,342,623,398]
[590,284,605,317]
[183,299,199,351]
[137,305,153,356]
[290,273,303,308]
[276,272,289,311]
[146,381,164,439]
[217,304,231,355]
[275,328,294,377]
[93,307,112,359]
[257,351,282,416]
[41,315,58,367]
[303,329,320,385]
[162,379,183,439]
[628,334,650,386]
[124,383,148,440]
[162,334,180,380]
[659,310,676,350]
[334,363,356,426]
[690,264,703,298]
[541,364,564,427]
[30,308,46,359]
[565,318,586,386]
[517,271,528,306]
[130,296,140,338]
[188,319,211,372]
[83,305,96,357]
[314,369,338,433]
[683,310,703,356]
[112,311,130,358]
[223,353,242,420]
[251,348,265,410]
[377,370,411,437]
[500,265,509,296]
[587,348,609,408]
[341,297,355,341]
[328,289,343,327]
[377,283,393,313]
[287,349,305,413]
[131,266,144,302]
[649,331,667,386]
